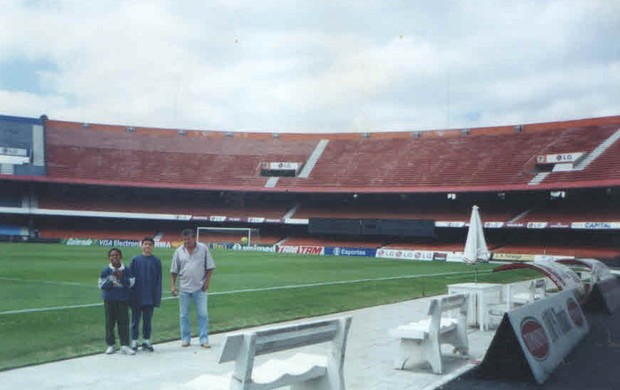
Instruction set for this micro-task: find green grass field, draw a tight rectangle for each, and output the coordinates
[0,242,538,371]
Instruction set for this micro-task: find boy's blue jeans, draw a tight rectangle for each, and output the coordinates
[131,304,154,341]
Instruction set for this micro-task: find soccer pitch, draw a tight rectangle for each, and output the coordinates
[0,242,537,370]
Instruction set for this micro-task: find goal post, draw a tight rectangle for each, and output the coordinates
[196,227,260,246]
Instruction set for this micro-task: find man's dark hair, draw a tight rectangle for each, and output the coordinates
[181,228,195,237]
[142,237,155,244]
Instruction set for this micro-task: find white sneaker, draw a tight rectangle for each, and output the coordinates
[105,346,115,354]
[131,340,139,352]
[120,345,136,355]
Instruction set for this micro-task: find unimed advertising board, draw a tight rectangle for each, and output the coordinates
[509,289,589,384]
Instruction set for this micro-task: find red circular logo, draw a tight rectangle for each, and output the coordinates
[520,317,549,360]
[567,298,584,327]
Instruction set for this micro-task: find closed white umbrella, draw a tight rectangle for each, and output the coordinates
[463,205,490,264]
[463,205,490,281]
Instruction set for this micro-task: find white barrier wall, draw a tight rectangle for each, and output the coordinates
[479,289,589,385]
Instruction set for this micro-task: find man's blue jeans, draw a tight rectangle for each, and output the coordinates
[179,290,209,345]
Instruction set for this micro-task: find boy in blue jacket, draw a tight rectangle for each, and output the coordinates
[98,247,135,355]
[129,237,162,352]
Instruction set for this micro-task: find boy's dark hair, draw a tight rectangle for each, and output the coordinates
[181,228,195,237]
[108,247,122,257]
[142,237,155,244]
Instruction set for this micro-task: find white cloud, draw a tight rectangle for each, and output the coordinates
[0,0,618,132]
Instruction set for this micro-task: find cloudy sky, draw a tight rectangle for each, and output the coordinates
[0,0,619,133]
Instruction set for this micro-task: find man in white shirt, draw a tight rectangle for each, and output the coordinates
[170,229,215,348]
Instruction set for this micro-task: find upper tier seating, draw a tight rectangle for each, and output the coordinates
[544,130,620,185]
[41,116,620,192]
[44,121,317,189]
[279,121,620,191]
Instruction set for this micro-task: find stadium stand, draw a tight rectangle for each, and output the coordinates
[516,192,619,224]
[1,113,619,261]
[293,194,524,222]
[37,228,155,241]
[0,182,23,208]
[34,115,620,192]
[44,120,318,189]
[382,242,466,252]
[491,244,619,259]
[278,119,620,192]
[35,184,293,218]
[0,224,24,236]
[281,236,385,248]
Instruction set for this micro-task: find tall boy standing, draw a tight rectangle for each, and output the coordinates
[129,237,162,352]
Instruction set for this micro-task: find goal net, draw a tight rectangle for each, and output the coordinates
[196,227,260,246]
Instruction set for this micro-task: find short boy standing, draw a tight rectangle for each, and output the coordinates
[129,237,162,352]
[98,247,136,355]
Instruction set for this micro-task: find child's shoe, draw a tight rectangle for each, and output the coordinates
[120,345,136,355]
[142,340,154,352]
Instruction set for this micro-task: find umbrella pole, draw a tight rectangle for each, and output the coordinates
[474,263,479,283]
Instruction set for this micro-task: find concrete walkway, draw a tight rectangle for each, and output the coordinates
[0,297,496,390]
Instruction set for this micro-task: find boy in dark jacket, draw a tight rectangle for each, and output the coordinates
[98,247,136,355]
[129,237,162,352]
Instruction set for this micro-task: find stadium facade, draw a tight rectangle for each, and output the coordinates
[0,113,619,263]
